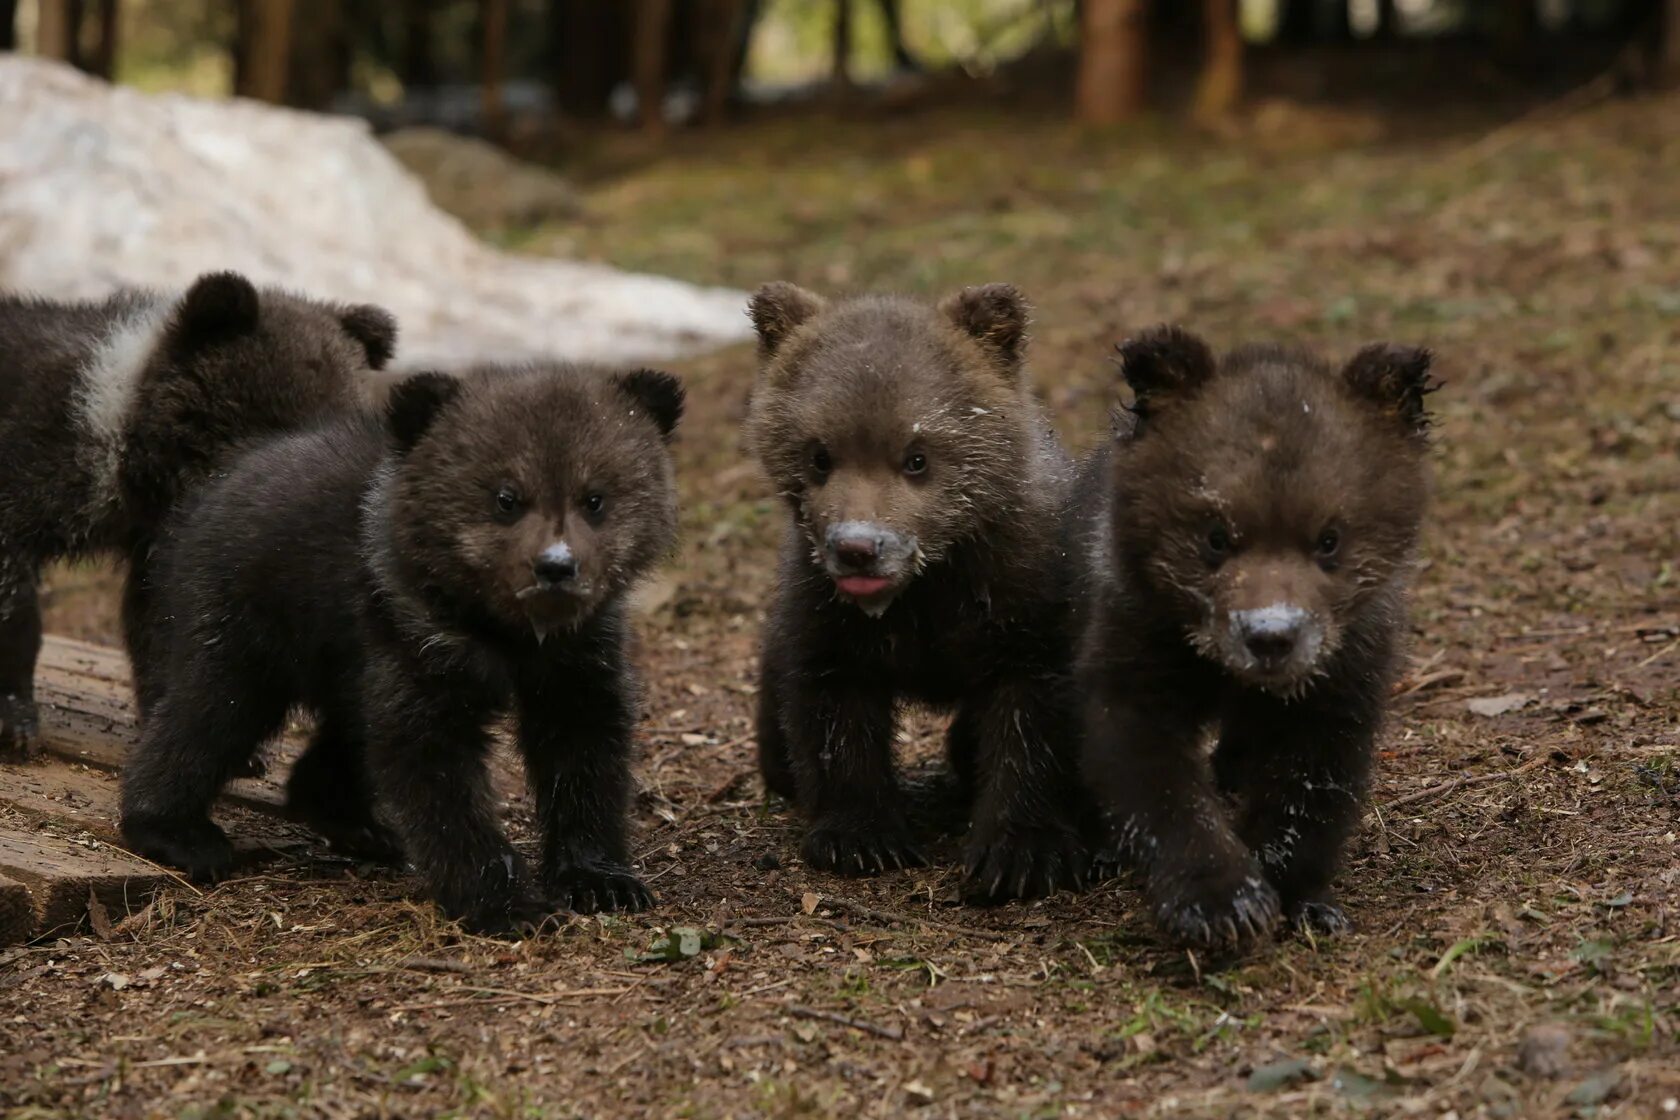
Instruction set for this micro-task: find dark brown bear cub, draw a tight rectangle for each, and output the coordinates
[747,282,1090,902]
[120,363,682,933]
[0,272,396,755]
[1072,326,1437,948]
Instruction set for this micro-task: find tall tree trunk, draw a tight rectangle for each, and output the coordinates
[36,0,76,62]
[287,0,349,109]
[480,0,508,138]
[400,0,438,90]
[1076,0,1147,124]
[548,0,631,119]
[700,0,748,127]
[1192,0,1242,123]
[85,0,117,79]
[633,0,672,136]
[1657,0,1680,88]
[0,0,15,51]
[830,0,852,90]
[237,0,295,103]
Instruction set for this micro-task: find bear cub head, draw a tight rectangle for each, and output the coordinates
[383,363,684,641]
[746,281,1037,616]
[123,271,397,514]
[1111,327,1438,695]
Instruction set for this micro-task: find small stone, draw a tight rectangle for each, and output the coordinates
[1516,1022,1571,1078]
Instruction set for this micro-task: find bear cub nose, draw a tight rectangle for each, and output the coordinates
[533,543,578,586]
[1237,608,1303,665]
[827,526,882,572]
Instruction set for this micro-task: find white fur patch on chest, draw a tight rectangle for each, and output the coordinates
[74,296,174,516]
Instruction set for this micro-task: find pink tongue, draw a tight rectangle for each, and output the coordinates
[836,575,892,597]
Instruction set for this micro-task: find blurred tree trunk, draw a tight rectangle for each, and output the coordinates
[85,0,117,79]
[1192,0,1242,123]
[236,0,295,103]
[481,0,508,138]
[1077,0,1147,124]
[548,0,631,119]
[699,0,749,127]
[0,0,14,51]
[633,0,671,136]
[286,0,349,110]
[400,0,438,89]
[36,0,75,61]
[1494,0,1536,71]
[1658,0,1680,88]
[830,0,853,91]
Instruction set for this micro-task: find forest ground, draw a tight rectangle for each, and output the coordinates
[4,87,1679,1118]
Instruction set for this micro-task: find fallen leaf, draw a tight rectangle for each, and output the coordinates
[801,892,820,915]
[86,891,113,941]
[1467,692,1534,717]
[99,972,130,991]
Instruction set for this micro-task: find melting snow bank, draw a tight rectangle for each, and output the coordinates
[0,59,751,368]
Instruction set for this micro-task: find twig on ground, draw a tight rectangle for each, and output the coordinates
[1384,754,1552,812]
[788,1004,903,1041]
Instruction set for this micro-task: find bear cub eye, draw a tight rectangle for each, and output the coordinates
[809,445,832,482]
[583,492,607,520]
[1315,526,1341,565]
[1204,524,1233,566]
[903,450,928,477]
[493,485,524,521]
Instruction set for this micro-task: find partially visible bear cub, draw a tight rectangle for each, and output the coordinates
[747,282,1091,902]
[1072,327,1438,948]
[120,363,683,933]
[0,272,396,755]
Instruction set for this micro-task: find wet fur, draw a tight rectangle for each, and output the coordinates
[118,363,682,934]
[0,273,395,756]
[747,283,1094,902]
[1071,328,1437,948]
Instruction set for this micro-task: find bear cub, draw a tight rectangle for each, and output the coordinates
[747,282,1091,902]
[120,362,683,933]
[1072,326,1438,948]
[0,272,396,756]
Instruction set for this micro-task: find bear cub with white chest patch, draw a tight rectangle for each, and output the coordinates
[119,363,682,933]
[748,282,1092,902]
[0,272,396,756]
[1071,326,1438,949]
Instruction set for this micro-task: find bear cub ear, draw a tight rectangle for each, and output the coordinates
[748,282,826,359]
[386,371,462,454]
[1115,325,1217,422]
[176,271,261,342]
[341,304,398,370]
[615,368,685,442]
[1341,343,1438,438]
[939,283,1029,372]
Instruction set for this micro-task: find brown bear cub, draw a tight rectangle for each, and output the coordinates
[747,282,1091,902]
[1072,326,1437,948]
[119,363,682,933]
[0,272,396,756]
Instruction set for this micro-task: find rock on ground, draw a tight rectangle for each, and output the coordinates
[380,127,583,230]
[0,59,750,368]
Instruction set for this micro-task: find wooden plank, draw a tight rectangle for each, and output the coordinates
[0,824,167,938]
[0,871,33,946]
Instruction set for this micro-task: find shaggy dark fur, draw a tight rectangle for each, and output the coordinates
[119,363,683,934]
[1071,326,1438,948]
[0,272,395,755]
[747,282,1092,903]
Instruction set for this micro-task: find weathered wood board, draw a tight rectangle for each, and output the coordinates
[0,634,529,945]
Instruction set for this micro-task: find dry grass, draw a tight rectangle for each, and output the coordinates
[4,88,1679,1118]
